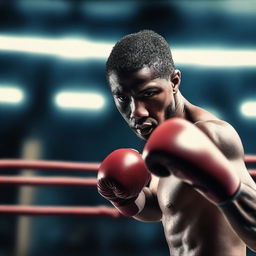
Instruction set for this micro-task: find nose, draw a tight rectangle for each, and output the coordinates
[130,98,149,119]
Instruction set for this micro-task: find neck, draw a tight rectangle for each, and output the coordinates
[173,91,190,118]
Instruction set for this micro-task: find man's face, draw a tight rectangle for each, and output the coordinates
[109,66,180,140]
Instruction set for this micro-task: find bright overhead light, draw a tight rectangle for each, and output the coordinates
[240,101,256,117]
[0,34,256,67]
[173,49,256,67]
[0,86,24,104]
[55,91,105,110]
[0,35,112,59]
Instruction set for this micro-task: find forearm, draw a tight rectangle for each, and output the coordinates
[220,182,256,251]
[133,187,162,222]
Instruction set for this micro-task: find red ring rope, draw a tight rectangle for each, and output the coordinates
[0,156,254,172]
[0,173,253,186]
[0,157,254,217]
[0,176,97,186]
[244,155,256,163]
[0,205,122,217]
[0,159,100,171]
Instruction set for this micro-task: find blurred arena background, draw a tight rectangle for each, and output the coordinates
[0,0,256,255]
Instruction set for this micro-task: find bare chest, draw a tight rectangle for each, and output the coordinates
[157,176,245,256]
[157,176,204,214]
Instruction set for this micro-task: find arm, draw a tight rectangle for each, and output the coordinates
[133,175,162,222]
[97,148,151,217]
[143,118,256,251]
[196,120,256,251]
[97,148,162,222]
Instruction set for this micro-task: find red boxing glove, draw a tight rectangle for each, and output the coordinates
[142,118,241,205]
[97,148,151,216]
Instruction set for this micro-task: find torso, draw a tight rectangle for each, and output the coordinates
[157,175,246,256]
[155,102,246,256]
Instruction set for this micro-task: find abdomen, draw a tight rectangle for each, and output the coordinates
[158,176,245,256]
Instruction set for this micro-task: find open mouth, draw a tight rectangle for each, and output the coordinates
[136,122,155,136]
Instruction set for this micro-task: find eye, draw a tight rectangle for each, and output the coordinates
[142,90,158,98]
[116,95,129,103]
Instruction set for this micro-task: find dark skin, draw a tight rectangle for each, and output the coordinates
[108,66,256,256]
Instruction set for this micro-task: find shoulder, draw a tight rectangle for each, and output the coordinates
[194,119,244,160]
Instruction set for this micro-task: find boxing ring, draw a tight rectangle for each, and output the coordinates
[0,156,255,217]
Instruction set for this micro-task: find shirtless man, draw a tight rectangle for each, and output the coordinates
[97,30,256,256]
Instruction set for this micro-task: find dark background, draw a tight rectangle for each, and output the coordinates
[0,0,255,255]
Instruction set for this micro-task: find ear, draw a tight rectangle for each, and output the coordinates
[171,69,181,94]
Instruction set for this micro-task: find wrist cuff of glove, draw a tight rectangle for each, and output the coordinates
[217,183,242,208]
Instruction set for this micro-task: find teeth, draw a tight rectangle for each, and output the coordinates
[137,126,153,136]
[139,123,152,129]
[141,125,151,129]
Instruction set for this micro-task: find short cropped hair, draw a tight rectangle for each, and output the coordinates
[106,30,175,79]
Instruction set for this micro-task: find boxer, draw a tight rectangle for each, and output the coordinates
[98,30,256,256]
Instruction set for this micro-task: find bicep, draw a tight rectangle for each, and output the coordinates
[195,120,244,160]
[196,120,255,187]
